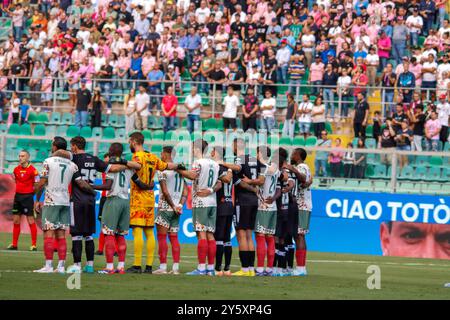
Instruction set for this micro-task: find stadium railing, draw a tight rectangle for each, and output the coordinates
[1,131,449,195]
[1,76,444,119]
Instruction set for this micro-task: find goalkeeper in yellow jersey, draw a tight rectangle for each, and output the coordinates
[126,132,185,274]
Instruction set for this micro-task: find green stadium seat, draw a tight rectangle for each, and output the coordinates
[19,124,32,135]
[80,126,92,138]
[365,165,375,178]
[365,125,373,138]
[440,167,450,182]
[142,130,152,140]
[412,166,427,181]
[6,148,19,161]
[344,180,360,190]
[34,124,46,136]
[56,125,68,137]
[85,142,94,154]
[398,182,415,193]
[103,127,116,139]
[374,180,387,191]
[99,142,110,154]
[148,116,158,129]
[398,165,414,180]
[325,122,333,134]
[366,153,379,165]
[117,115,126,128]
[152,130,164,140]
[359,180,371,191]
[35,150,49,162]
[101,114,108,127]
[6,124,18,138]
[0,123,7,135]
[66,126,80,138]
[17,138,32,150]
[365,138,376,149]
[92,127,102,138]
[61,112,73,125]
[428,167,441,181]
[108,114,119,127]
[305,136,317,146]
[203,130,223,144]
[164,130,176,141]
[293,136,305,146]
[191,131,203,141]
[429,156,443,167]
[27,112,38,124]
[151,144,163,154]
[46,125,56,137]
[38,139,52,151]
[116,128,127,139]
[204,118,218,130]
[414,155,429,166]
[279,136,292,146]
[36,113,49,123]
[372,164,387,179]
[424,184,442,195]
[49,112,61,125]
[268,134,280,145]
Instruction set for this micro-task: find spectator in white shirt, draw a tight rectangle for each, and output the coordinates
[406,8,423,47]
[297,94,314,138]
[222,87,240,130]
[260,90,276,132]
[135,84,150,130]
[421,53,438,101]
[436,94,450,147]
[184,86,202,133]
[195,1,210,25]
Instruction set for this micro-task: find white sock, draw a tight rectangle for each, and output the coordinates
[256,267,264,273]
[242,267,249,272]
[296,266,305,272]
[45,260,53,268]
[207,264,214,271]
[160,263,167,270]
[198,264,206,271]
[172,263,179,271]
[117,262,124,269]
[86,261,94,267]
[266,267,272,273]
[74,262,81,267]
[249,266,255,272]
[273,267,279,274]
[106,263,114,270]
[57,260,65,268]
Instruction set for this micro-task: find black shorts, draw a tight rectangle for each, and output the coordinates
[215,215,233,242]
[234,204,257,230]
[70,201,96,236]
[287,202,299,238]
[98,196,107,222]
[223,117,237,129]
[275,210,289,238]
[13,193,34,216]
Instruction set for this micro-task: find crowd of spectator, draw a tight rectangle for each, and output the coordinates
[0,0,449,179]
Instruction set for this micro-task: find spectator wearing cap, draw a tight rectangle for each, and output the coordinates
[147,63,165,115]
[424,110,442,151]
[406,8,423,47]
[309,55,325,96]
[365,46,379,96]
[320,42,336,65]
[392,17,409,65]
[74,79,91,128]
[377,29,392,71]
[436,94,450,147]
[276,39,291,84]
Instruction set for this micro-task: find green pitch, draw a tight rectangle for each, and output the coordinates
[0,233,449,300]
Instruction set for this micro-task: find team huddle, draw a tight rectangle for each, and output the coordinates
[8,132,313,277]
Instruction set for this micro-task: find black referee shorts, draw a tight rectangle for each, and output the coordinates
[287,202,299,238]
[275,209,289,239]
[215,215,233,242]
[70,201,96,236]
[12,193,34,216]
[234,204,258,230]
[98,196,107,222]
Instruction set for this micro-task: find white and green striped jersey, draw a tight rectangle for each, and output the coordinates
[157,171,185,211]
[258,163,280,211]
[41,156,80,207]
[192,158,220,208]
[106,169,134,200]
[296,163,312,211]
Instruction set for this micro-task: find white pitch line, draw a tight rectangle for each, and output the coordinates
[1,250,450,268]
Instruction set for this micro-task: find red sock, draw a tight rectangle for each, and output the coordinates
[115,235,127,262]
[53,238,58,251]
[57,238,67,261]
[43,237,54,260]
[169,234,180,263]
[12,223,20,247]
[105,235,115,264]
[197,239,208,264]
[207,239,216,265]
[98,232,105,252]
[157,232,168,264]
[296,249,307,267]
[114,237,118,254]
[256,235,266,268]
[266,236,275,268]
[29,223,37,246]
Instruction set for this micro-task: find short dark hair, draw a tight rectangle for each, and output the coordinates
[53,136,67,151]
[129,132,144,145]
[294,147,307,161]
[103,153,110,159]
[162,146,174,154]
[109,142,123,157]
[193,139,208,153]
[70,136,86,150]
[257,145,271,161]
[277,147,288,160]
